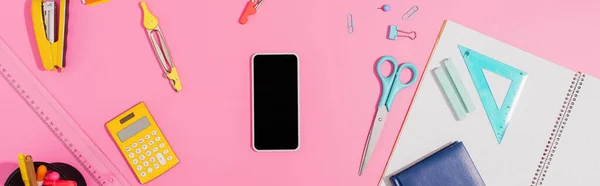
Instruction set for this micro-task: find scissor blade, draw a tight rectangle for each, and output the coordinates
[359,106,388,176]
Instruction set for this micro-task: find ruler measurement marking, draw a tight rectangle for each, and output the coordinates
[0,39,129,186]
[4,71,106,184]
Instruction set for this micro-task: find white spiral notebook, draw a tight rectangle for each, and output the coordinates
[378,20,600,186]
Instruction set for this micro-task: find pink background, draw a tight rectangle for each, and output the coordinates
[1,0,599,185]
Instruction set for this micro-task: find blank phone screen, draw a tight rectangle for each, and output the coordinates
[252,54,299,151]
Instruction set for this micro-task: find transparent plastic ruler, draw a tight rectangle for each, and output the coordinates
[0,38,130,186]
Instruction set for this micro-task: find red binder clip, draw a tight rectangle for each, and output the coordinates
[239,0,264,24]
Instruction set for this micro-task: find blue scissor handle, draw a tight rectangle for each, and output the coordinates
[376,56,400,109]
[376,56,419,111]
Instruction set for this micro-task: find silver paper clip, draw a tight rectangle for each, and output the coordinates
[402,6,419,20]
[347,13,354,33]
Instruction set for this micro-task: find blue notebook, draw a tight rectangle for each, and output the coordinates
[390,141,485,186]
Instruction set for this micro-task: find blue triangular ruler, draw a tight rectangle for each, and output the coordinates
[458,45,528,144]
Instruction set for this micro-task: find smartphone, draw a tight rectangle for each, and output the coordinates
[252,53,300,151]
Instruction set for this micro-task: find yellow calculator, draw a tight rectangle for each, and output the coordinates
[106,102,179,184]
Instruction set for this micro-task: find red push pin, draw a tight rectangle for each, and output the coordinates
[239,0,264,24]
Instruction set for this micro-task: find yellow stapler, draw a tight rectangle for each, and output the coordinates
[32,0,68,71]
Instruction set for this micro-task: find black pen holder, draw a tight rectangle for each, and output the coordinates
[4,162,86,186]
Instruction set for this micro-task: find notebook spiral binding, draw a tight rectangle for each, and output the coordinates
[531,72,585,186]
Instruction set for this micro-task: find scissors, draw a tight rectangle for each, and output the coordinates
[141,2,182,92]
[359,56,418,176]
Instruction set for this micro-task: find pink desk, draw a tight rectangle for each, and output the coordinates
[1,0,599,185]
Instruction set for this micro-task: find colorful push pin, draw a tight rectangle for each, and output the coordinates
[380,4,391,12]
[239,0,264,24]
[387,25,417,40]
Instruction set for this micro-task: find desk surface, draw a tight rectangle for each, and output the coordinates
[1,0,599,185]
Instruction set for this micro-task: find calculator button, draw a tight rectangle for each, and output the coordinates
[167,156,173,161]
[159,143,165,148]
[128,153,135,158]
[132,159,139,164]
[143,161,149,167]
[153,147,159,152]
[135,149,141,154]
[147,168,153,173]
[142,144,148,150]
[154,164,159,169]
[136,165,142,171]
[146,151,152,156]
[131,143,138,147]
[157,153,167,165]
[155,136,161,141]
[140,155,145,160]
[125,147,131,152]
[148,141,155,145]
[145,135,151,139]
[138,139,144,143]
[150,157,156,162]
[140,172,146,177]
[152,130,157,135]
[163,149,169,154]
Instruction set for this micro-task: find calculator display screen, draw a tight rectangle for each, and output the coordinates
[118,116,151,142]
